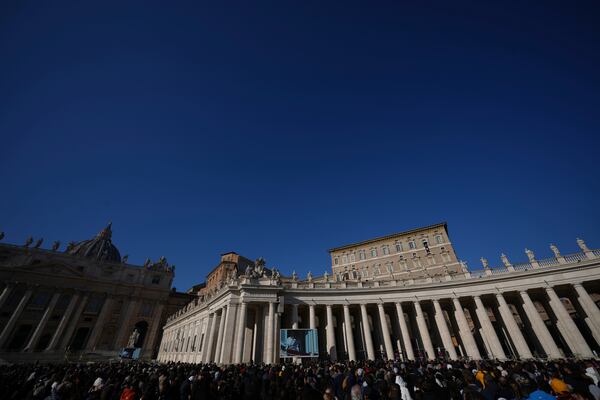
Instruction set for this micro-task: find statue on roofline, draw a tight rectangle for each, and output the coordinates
[550,244,560,258]
[525,248,535,262]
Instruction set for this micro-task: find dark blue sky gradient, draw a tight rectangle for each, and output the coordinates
[1,1,599,290]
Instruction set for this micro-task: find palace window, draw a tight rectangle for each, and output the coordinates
[342,255,348,264]
[382,245,389,255]
[152,275,161,284]
[423,239,431,254]
[350,253,355,262]
[374,265,381,275]
[334,257,339,265]
[435,235,443,244]
[408,240,416,250]
[395,241,403,252]
[371,248,377,257]
[359,250,366,260]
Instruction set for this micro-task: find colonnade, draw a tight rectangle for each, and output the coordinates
[0,283,162,358]
[158,282,600,363]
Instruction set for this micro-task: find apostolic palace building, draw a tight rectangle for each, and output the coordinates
[1,222,600,365]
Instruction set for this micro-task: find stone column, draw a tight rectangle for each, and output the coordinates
[452,296,481,360]
[214,306,228,363]
[143,302,165,358]
[326,305,337,361]
[85,296,115,351]
[0,287,34,348]
[46,292,80,351]
[343,304,356,361]
[290,304,299,329]
[309,304,316,329]
[204,312,218,362]
[360,303,375,360]
[519,290,561,359]
[495,293,532,359]
[545,286,594,358]
[473,296,506,360]
[24,292,61,352]
[266,302,275,364]
[60,293,90,350]
[573,283,600,345]
[395,302,414,360]
[414,301,435,360]
[252,306,262,362]
[0,283,15,309]
[234,302,248,363]
[432,299,458,360]
[377,303,395,359]
[220,303,237,363]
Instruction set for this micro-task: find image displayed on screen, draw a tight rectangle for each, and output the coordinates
[280,328,319,358]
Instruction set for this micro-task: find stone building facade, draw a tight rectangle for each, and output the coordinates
[329,223,462,281]
[0,224,192,363]
[158,223,600,364]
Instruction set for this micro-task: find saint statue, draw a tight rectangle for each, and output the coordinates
[127,328,140,348]
[500,253,510,267]
[577,238,590,252]
[480,257,489,269]
[525,248,535,262]
[550,244,560,258]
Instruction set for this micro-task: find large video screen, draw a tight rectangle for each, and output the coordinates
[280,329,319,358]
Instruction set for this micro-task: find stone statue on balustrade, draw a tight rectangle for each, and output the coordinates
[577,238,590,252]
[292,270,297,281]
[501,253,510,267]
[272,267,281,280]
[525,248,535,262]
[323,271,329,282]
[307,271,313,282]
[480,257,489,269]
[127,328,140,348]
[550,244,561,258]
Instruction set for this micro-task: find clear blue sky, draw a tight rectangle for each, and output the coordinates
[1,1,599,291]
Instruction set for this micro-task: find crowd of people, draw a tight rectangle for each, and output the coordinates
[2,358,600,400]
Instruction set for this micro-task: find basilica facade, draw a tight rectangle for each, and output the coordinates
[157,222,600,364]
[0,224,192,363]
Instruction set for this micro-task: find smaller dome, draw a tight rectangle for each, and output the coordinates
[67,223,122,263]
